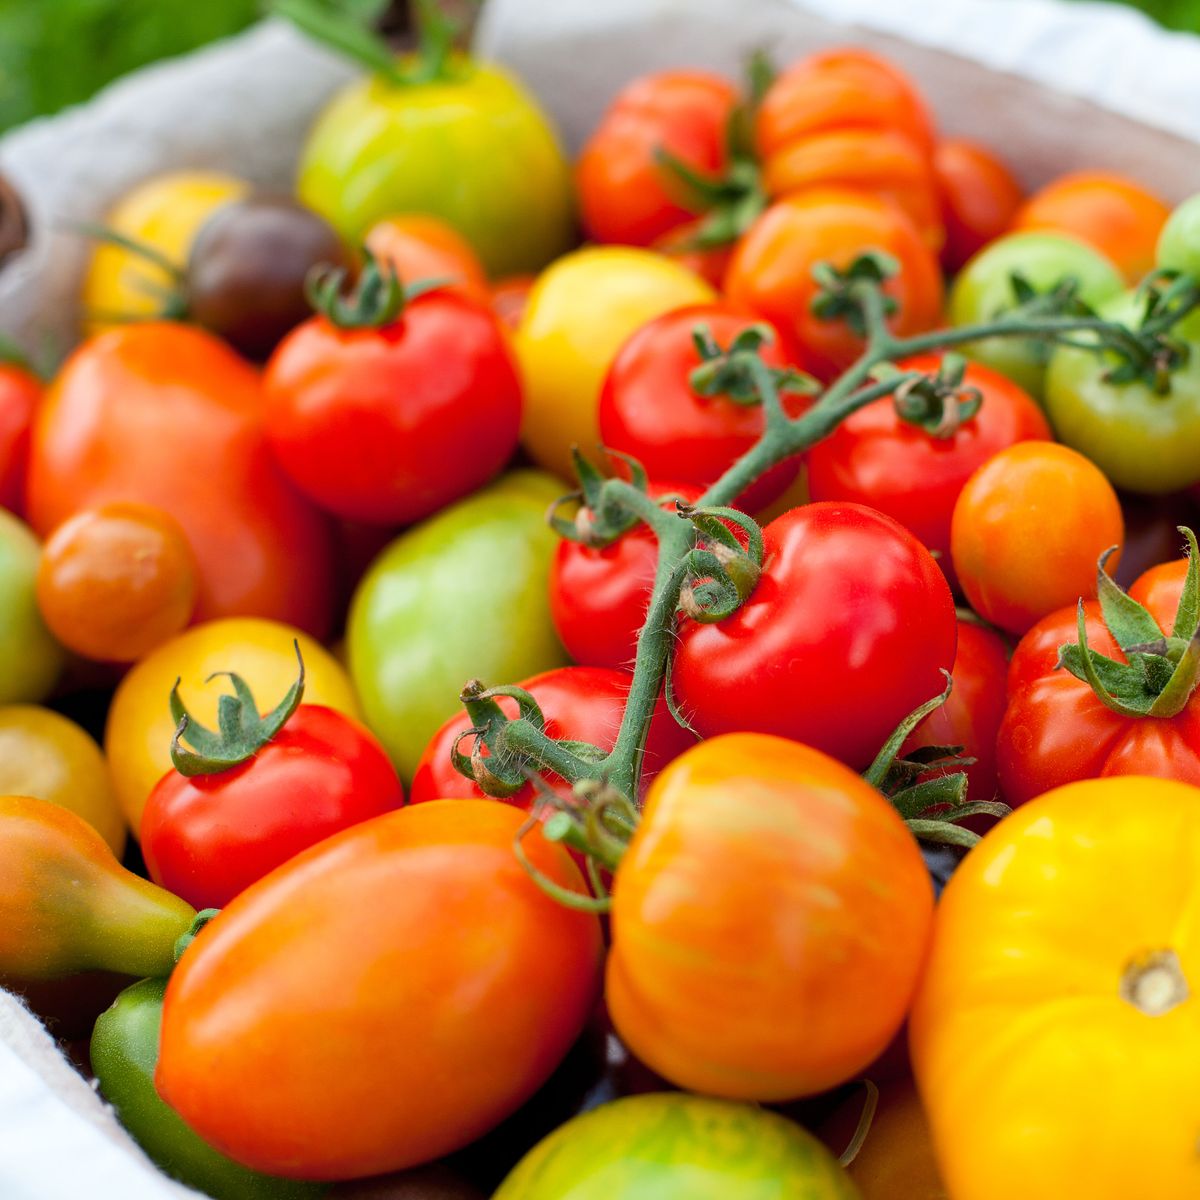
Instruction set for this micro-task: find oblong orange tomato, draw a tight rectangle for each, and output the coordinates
[157,800,603,1181]
[607,733,933,1102]
[911,776,1200,1200]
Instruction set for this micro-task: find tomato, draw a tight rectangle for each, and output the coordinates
[673,503,956,770]
[365,214,491,305]
[142,663,403,909]
[0,509,64,703]
[264,288,521,525]
[410,665,693,807]
[105,617,359,833]
[158,800,602,1180]
[495,1094,860,1199]
[951,442,1124,635]
[1045,291,1200,493]
[1013,170,1171,282]
[28,322,335,636]
[651,220,735,289]
[608,734,933,1099]
[81,170,248,335]
[725,189,943,380]
[0,362,41,515]
[933,138,1024,271]
[597,305,809,511]
[36,502,197,664]
[0,794,193,981]
[1156,191,1200,279]
[948,231,1124,398]
[515,247,716,482]
[576,70,739,247]
[0,705,125,856]
[348,471,568,780]
[297,59,573,277]
[807,353,1050,572]
[910,777,1200,1200]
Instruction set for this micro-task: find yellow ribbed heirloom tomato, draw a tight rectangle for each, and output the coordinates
[910,776,1200,1200]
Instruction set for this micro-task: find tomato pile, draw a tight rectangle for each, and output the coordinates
[5,6,1200,1199]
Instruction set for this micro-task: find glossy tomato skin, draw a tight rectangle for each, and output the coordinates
[495,1093,860,1200]
[264,293,521,525]
[28,323,334,637]
[157,800,603,1181]
[597,306,809,512]
[910,777,1200,1200]
[933,138,1023,272]
[0,364,41,515]
[607,734,933,1100]
[0,509,64,704]
[673,502,957,770]
[142,705,404,910]
[807,353,1050,570]
[726,189,942,380]
[365,214,491,305]
[577,71,738,247]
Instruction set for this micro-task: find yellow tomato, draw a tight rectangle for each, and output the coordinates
[910,776,1200,1200]
[81,170,248,336]
[104,618,359,833]
[514,247,715,482]
[0,706,125,857]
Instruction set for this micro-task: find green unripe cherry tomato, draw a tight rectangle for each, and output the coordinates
[347,470,568,780]
[949,232,1124,398]
[493,1093,862,1200]
[297,58,574,278]
[0,509,64,703]
[1156,193,1200,279]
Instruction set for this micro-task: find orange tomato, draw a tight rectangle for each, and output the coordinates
[1013,171,1170,282]
[364,214,491,305]
[725,188,943,379]
[911,776,1200,1200]
[950,442,1124,635]
[607,733,933,1101]
[934,138,1024,271]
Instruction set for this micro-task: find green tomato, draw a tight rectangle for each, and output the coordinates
[1044,290,1200,494]
[1157,193,1200,278]
[494,1093,862,1200]
[297,57,574,277]
[949,232,1124,399]
[0,510,64,703]
[91,978,319,1200]
[347,470,568,779]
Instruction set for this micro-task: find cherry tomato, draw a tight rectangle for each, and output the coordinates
[157,800,602,1180]
[1013,170,1170,282]
[365,214,491,305]
[1156,191,1200,279]
[36,502,197,664]
[673,502,957,770]
[0,362,41,515]
[725,189,943,380]
[934,138,1024,271]
[0,509,64,704]
[951,442,1124,635]
[807,354,1049,575]
[576,70,739,247]
[651,220,734,289]
[607,734,933,1099]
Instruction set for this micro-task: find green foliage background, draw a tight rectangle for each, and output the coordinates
[0,0,1196,136]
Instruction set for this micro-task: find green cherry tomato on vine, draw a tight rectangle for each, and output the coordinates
[1157,193,1200,278]
[0,509,63,704]
[949,231,1124,398]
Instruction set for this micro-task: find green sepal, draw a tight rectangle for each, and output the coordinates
[862,671,953,790]
[170,643,306,777]
[172,908,220,964]
[548,449,653,547]
[891,351,983,439]
[811,252,900,336]
[905,818,982,849]
[653,152,766,251]
[688,322,819,405]
[305,246,447,329]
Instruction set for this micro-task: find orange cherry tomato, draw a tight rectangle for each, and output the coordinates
[1013,171,1170,282]
[490,274,534,330]
[607,733,933,1101]
[0,363,41,516]
[37,502,197,663]
[365,214,492,305]
[934,138,1024,271]
[725,188,943,379]
[950,442,1124,635]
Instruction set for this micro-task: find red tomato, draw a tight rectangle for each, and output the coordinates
[576,71,739,247]
[934,138,1024,271]
[410,665,694,807]
[263,291,521,525]
[651,220,735,289]
[597,305,810,513]
[365,214,492,306]
[27,323,334,637]
[672,502,957,769]
[806,354,1051,576]
[0,364,40,516]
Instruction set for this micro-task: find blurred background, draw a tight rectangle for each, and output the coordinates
[0,0,1196,137]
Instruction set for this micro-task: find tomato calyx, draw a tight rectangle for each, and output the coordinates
[548,450,654,548]
[879,352,983,439]
[168,641,306,777]
[688,322,818,406]
[677,504,763,623]
[1058,528,1200,719]
[306,247,446,329]
[72,222,191,324]
[172,907,220,966]
[811,251,901,336]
